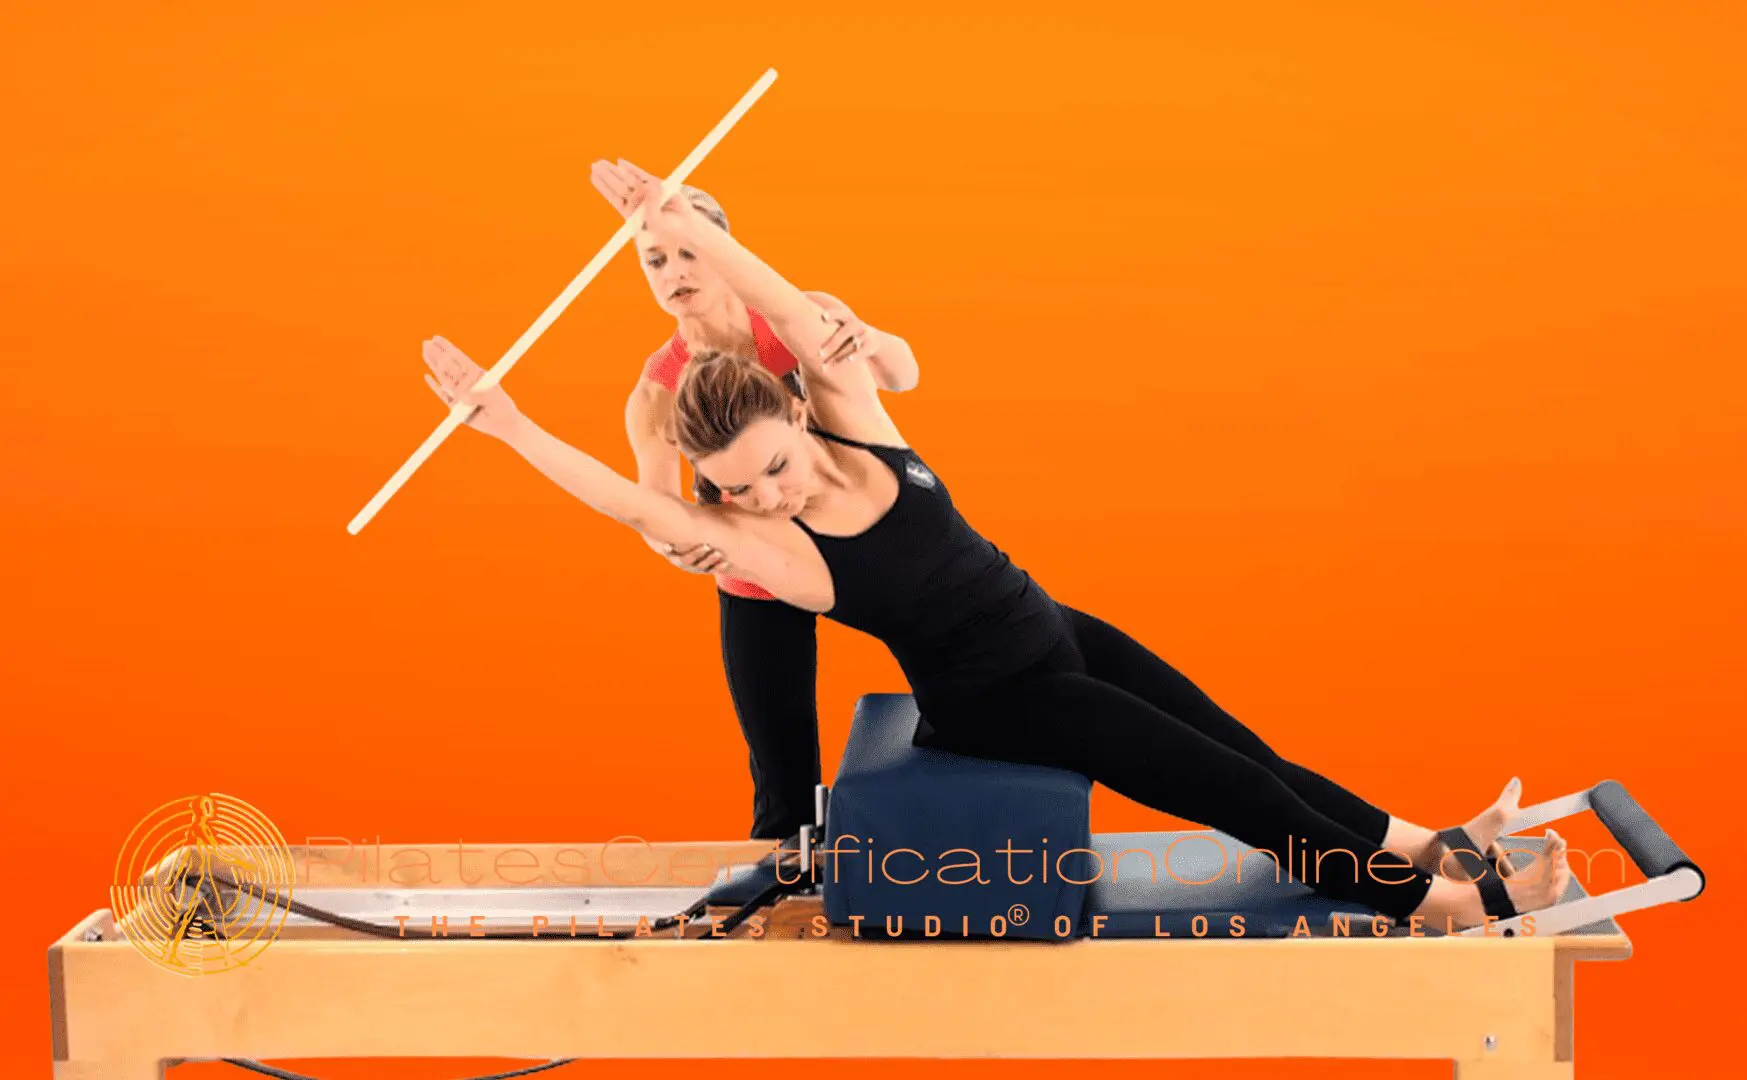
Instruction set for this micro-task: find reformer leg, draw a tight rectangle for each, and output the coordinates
[1453,954,1577,1079]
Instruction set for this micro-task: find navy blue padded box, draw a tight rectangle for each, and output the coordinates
[822,693,1095,940]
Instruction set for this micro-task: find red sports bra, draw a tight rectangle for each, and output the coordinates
[641,307,799,600]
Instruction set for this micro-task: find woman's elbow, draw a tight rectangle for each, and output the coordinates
[884,348,921,392]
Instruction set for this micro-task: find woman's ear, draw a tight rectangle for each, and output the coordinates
[790,396,807,425]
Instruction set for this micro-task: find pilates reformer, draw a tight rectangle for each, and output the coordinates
[49,694,1703,1080]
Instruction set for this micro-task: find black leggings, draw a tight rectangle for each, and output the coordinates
[718,590,822,841]
[913,606,1436,919]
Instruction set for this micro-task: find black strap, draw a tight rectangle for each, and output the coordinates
[1434,825,1494,881]
[807,426,881,450]
[1437,826,1516,921]
[803,426,911,493]
[808,426,912,458]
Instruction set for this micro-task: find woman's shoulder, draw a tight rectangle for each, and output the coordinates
[809,425,909,457]
[804,395,908,452]
[704,500,834,611]
[639,330,689,391]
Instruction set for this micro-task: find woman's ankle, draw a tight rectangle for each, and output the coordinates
[1381,818,1439,868]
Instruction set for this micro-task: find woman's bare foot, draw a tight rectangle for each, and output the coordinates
[1506,828,1571,907]
[1413,828,1570,930]
[1421,777,1523,881]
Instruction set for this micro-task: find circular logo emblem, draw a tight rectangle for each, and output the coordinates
[110,794,296,976]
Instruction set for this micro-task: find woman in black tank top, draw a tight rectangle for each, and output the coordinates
[417,178,1569,933]
[789,427,1069,705]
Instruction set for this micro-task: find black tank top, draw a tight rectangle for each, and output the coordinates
[792,429,1069,703]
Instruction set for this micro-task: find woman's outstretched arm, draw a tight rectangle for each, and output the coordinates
[420,336,808,598]
[589,159,920,395]
[624,185,895,414]
[505,416,695,539]
[666,209,841,380]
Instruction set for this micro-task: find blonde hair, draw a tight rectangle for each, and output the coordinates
[679,185,729,232]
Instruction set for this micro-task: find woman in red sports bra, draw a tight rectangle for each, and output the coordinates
[593,158,921,844]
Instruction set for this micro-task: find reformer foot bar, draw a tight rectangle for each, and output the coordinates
[48,695,1704,1079]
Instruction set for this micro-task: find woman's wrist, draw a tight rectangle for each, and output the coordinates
[496,410,539,450]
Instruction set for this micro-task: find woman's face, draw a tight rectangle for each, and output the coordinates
[635,230,729,318]
[692,412,815,516]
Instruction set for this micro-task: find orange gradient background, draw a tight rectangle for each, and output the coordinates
[3,2,1743,1077]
